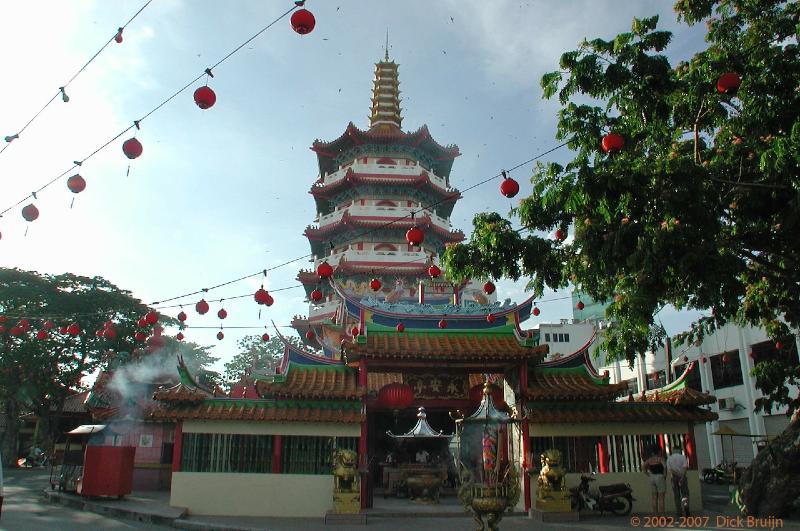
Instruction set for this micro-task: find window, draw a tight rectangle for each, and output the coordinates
[646,370,666,390]
[544,333,550,342]
[710,351,744,389]
[282,436,358,475]
[564,333,570,342]
[530,436,598,473]
[673,362,702,391]
[625,378,639,395]
[182,433,272,473]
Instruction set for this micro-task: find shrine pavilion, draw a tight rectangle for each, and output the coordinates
[151,52,717,519]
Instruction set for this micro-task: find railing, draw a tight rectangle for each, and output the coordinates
[314,205,454,232]
[314,249,429,268]
[314,162,452,191]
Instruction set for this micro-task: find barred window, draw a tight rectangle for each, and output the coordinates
[281,436,358,475]
[530,436,598,473]
[182,433,272,473]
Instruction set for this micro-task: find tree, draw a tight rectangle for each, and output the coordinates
[223,335,301,385]
[442,1,799,515]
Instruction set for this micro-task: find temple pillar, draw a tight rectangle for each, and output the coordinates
[519,359,531,511]
[685,423,697,469]
[358,359,369,510]
[171,421,182,473]
[597,437,609,474]
[659,433,666,455]
[272,434,282,473]
[418,280,425,304]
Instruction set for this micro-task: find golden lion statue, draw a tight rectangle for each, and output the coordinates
[537,449,566,499]
[332,448,359,493]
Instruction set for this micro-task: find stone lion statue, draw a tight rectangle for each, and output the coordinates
[537,449,566,499]
[332,448,359,493]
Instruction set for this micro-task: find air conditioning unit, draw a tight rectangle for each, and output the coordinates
[718,397,736,411]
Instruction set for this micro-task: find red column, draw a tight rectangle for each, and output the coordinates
[358,359,369,510]
[685,423,697,469]
[171,421,183,473]
[272,434,282,473]
[597,437,608,473]
[659,433,666,455]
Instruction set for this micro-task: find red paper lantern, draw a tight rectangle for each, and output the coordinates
[177,311,187,322]
[22,204,39,222]
[717,72,741,94]
[469,383,507,410]
[254,288,270,305]
[0,316,6,323]
[486,313,496,324]
[427,264,441,278]
[96,329,104,338]
[122,137,143,159]
[137,318,148,328]
[290,9,316,34]
[217,308,227,319]
[67,323,80,336]
[500,177,519,198]
[370,278,382,292]
[396,323,405,333]
[351,326,360,337]
[576,300,585,310]
[193,86,217,109]
[43,320,54,329]
[217,331,224,340]
[19,319,29,330]
[262,333,270,342]
[176,332,184,341]
[103,327,117,340]
[406,226,424,246]
[601,133,625,153]
[554,229,565,241]
[310,289,323,303]
[145,311,159,324]
[317,261,334,279]
[378,382,414,410]
[483,281,496,295]
[9,326,22,336]
[263,292,274,306]
[36,329,48,340]
[67,174,86,194]
[59,326,68,335]
[775,341,783,350]
[135,331,147,341]
[196,299,210,315]
[305,330,315,340]
[438,319,447,329]
[114,28,123,43]
[533,306,540,316]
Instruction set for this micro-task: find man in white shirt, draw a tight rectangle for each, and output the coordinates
[666,449,690,517]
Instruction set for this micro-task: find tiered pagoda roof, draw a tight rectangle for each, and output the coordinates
[254,362,362,400]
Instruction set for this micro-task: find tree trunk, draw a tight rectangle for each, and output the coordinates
[0,399,19,468]
[739,415,800,517]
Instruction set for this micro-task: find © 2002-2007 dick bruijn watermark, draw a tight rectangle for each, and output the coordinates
[628,515,785,530]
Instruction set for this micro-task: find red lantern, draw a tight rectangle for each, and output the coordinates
[775,341,783,350]
[469,383,507,410]
[370,278,382,292]
[406,226,424,246]
[438,319,447,329]
[483,281,496,295]
[0,316,5,323]
[351,326,360,337]
[9,326,22,336]
[19,319,29,330]
[486,313,496,324]
[67,323,80,336]
[59,326,68,335]
[36,329,47,340]
[533,306,540,316]
[196,299,210,315]
[310,289,323,303]
[145,311,159,325]
[576,300,585,310]
[317,261,334,279]
[193,86,217,109]
[717,72,741,94]
[500,177,519,198]
[601,133,625,153]
[67,174,86,194]
[217,308,227,319]
[254,288,270,305]
[95,329,104,337]
[114,28,123,43]
[262,333,270,342]
[722,353,730,363]
[396,323,405,333]
[263,292,274,306]
[177,311,187,322]
[122,137,143,159]
[176,332,184,341]
[305,330,315,340]
[378,382,414,410]
[137,318,148,328]
[554,229,565,241]
[22,204,39,222]
[103,327,117,340]
[217,331,224,341]
[290,9,316,34]
[428,264,441,278]
[135,331,146,341]
[43,320,54,329]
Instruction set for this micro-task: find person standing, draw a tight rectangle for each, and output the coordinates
[642,447,666,514]
[667,448,690,517]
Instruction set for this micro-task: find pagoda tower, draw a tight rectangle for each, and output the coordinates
[294,52,493,350]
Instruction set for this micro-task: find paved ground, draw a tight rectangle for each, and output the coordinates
[2,468,798,530]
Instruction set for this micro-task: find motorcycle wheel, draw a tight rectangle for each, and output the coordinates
[610,496,633,516]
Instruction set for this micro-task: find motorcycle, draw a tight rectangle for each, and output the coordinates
[569,473,635,516]
[17,447,49,468]
[702,461,737,484]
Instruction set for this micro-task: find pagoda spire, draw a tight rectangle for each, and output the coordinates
[369,41,402,131]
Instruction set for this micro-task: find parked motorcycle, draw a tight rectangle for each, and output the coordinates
[570,473,635,516]
[16,447,49,468]
[702,461,737,484]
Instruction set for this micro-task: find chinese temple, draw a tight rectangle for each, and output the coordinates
[151,52,718,520]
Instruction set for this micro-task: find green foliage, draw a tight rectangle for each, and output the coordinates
[443,1,800,413]
[223,335,302,385]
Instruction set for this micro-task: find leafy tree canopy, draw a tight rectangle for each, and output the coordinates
[443,0,800,416]
[223,334,302,385]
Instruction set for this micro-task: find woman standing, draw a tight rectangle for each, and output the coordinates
[642,447,666,514]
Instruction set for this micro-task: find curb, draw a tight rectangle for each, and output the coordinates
[172,520,276,531]
[43,489,186,527]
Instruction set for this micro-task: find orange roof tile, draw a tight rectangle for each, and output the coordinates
[367,372,403,393]
[527,370,628,401]
[153,383,211,402]
[638,387,716,407]
[526,402,717,424]
[256,366,362,399]
[150,400,363,423]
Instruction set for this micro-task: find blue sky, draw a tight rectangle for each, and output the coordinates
[0,1,709,371]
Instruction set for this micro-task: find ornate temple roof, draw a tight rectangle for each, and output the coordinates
[525,401,717,424]
[152,383,211,403]
[635,362,716,407]
[528,365,629,402]
[150,398,363,424]
[254,362,362,400]
[387,407,451,438]
[303,211,464,244]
